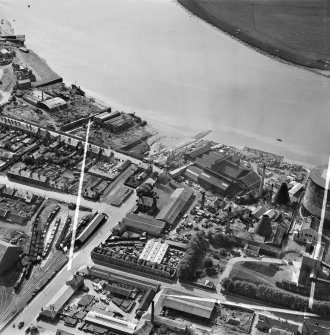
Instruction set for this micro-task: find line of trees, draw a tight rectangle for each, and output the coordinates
[221,277,330,317]
[177,232,208,281]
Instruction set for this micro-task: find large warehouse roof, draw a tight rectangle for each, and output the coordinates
[239,171,261,188]
[185,165,203,182]
[156,187,193,225]
[119,213,166,235]
[39,97,67,111]
[76,214,105,244]
[186,143,211,160]
[163,295,215,319]
[198,171,230,192]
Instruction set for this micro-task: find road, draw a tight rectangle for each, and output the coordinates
[1,182,138,335]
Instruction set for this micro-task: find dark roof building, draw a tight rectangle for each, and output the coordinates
[186,143,211,160]
[162,292,215,319]
[76,214,106,245]
[39,97,67,112]
[156,187,193,225]
[0,240,19,275]
[114,213,166,236]
[185,151,260,196]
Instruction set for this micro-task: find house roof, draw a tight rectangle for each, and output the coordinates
[156,187,193,225]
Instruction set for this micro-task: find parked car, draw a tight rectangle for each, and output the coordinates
[18,322,24,329]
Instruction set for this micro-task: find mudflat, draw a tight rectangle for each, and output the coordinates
[178,0,330,70]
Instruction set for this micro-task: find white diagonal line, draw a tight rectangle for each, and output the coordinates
[67,120,91,270]
[309,155,330,309]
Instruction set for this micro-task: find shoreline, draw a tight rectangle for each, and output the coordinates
[80,83,316,168]
[0,12,320,168]
[176,0,330,78]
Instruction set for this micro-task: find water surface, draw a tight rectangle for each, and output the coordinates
[1,0,329,165]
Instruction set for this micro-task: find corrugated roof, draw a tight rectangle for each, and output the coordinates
[39,97,67,110]
[186,144,211,159]
[77,214,105,243]
[156,188,193,225]
[163,296,214,319]
[198,172,230,191]
[239,171,260,188]
[185,166,203,182]
[121,213,166,235]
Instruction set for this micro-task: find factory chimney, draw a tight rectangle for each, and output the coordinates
[274,183,290,205]
[201,191,206,210]
[259,164,266,198]
[41,90,44,101]
[151,301,155,325]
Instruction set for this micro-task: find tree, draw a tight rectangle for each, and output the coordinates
[204,257,213,268]
[177,232,208,281]
[221,277,234,292]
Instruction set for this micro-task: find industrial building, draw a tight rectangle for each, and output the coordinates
[184,150,260,196]
[17,78,31,89]
[156,187,193,225]
[294,216,319,245]
[93,109,120,125]
[84,310,137,334]
[302,165,330,230]
[75,213,106,246]
[156,289,215,320]
[103,114,133,133]
[113,213,166,236]
[38,275,84,321]
[139,240,169,264]
[0,240,19,275]
[185,143,212,160]
[39,97,67,112]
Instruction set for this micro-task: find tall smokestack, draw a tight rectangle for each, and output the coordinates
[259,164,266,198]
[42,90,44,101]
[151,301,155,324]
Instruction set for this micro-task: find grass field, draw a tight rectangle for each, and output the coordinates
[229,261,291,287]
[178,0,330,70]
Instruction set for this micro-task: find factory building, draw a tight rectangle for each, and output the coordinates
[302,165,330,230]
[85,310,136,334]
[139,239,169,264]
[75,213,106,246]
[39,97,67,112]
[38,275,84,321]
[157,289,215,320]
[113,213,166,236]
[0,240,19,275]
[184,150,260,196]
[93,109,120,125]
[156,187,193,225]
[103,114,133,133]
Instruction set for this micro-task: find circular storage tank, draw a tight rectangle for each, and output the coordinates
[302,165,330,230]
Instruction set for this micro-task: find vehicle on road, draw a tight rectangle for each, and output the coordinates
[18,321,24,329]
